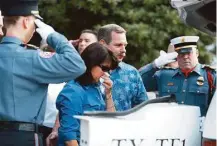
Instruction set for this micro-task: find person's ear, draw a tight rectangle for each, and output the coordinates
[22,17,29,29]
[23,16,34,29]
[99,39,106,45]
[196,48,199,57]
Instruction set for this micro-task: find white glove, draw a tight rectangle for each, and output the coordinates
[34,19,55,43]
[154,50,178,68]
[39,39,47,48]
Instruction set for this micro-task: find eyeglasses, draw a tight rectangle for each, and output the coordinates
[99,65,111,72]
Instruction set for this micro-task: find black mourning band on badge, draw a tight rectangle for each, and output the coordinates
[174,42,197,48]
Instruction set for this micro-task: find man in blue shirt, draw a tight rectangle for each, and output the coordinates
[98,24,148,111]
[0,1,85,145]
[140,36,216,116]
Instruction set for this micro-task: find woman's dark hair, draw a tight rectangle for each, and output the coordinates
[76,42,118,86]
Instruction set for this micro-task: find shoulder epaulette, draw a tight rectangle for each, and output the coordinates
[202,64,216,71]
[26,44,39,50]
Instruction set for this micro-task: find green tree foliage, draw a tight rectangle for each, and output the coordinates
[39,0,215,68]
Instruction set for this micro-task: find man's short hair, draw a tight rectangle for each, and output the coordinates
[3,16,21,28]
[97,24,126,44]
[80,29,97,38]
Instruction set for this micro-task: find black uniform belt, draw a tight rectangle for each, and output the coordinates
[0,121,36,132]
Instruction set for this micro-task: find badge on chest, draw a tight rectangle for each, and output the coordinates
[197,76,204,86]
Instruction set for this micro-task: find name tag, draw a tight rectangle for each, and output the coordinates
[167,82,174,86]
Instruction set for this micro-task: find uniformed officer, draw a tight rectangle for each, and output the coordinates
[140,36,216,116]
[145,43,179,99]
[0,0,86,146]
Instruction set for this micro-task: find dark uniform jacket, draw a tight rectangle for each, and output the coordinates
[139,63,216,116]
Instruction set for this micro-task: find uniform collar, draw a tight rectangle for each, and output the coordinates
[1,36,23,45]
[193,63,202,75]
[173,63,201,77]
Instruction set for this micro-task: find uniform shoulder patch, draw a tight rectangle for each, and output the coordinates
[26,44,39,50]
[202,64,216,71]
[39,51,55,58]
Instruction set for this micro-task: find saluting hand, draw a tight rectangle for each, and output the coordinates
[69,39,79,47]
[35,19,55,43]
[154,50,178,68]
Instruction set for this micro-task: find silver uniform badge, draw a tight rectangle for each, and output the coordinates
[197,76,204,86]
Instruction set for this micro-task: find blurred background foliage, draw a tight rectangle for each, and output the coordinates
[38,0,216,68]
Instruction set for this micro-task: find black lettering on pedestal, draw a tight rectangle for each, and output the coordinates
[112,139,127,146]
[171,139,180,146]
[156,139,168,146]
[130,139,144,146]
[182,139,185,146]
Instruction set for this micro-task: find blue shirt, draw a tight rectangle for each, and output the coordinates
[110,62,148,111]
[56,80,105,145]
[140,63,216,116]
[0,32,86,124]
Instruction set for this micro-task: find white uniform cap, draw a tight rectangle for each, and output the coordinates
[170,36,199,51]
[167,43,175,53]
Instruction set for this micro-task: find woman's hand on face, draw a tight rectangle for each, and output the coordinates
[101,73,113,95]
